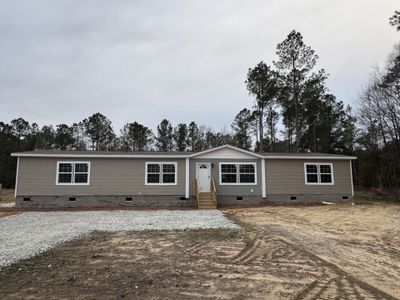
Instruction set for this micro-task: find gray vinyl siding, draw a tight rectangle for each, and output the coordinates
[17,157,185,196]
[266,159,352,195]
[189,158,262,196]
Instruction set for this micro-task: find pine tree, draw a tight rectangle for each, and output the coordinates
[231,108,252,150]
[246,62,279,152]
[55,124,75,150]
[156,119,173,151]
[82,113,115,151]
[173,123,188,151]
[274,30,318,151]
[187,121,204,151]
[120,122,153,151]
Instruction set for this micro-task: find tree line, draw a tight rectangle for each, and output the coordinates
[1,11,399,196]
[355,10,400,193]
[0,114,239,187]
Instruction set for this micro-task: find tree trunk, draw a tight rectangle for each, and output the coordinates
[259,106,264,152]
[269,106,274,152]
[313,124,316,152]
[292,63,300,152]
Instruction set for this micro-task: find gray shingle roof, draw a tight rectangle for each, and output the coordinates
[11,149,356,159]
[12,150,191,156]
[259,152,353,158]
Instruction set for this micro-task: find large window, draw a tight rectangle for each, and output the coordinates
[57,162,90,185]
[220,163,256,185]
[145,162,177,185]
[304,163,334,185]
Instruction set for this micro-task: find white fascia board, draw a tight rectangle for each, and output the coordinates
[189,144,263,158]
[264,156,357,160]
[11,153,190,158]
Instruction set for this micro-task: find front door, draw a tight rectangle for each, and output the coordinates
[197,163,211,192]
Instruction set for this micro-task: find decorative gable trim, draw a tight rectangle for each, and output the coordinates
[190,145,262,159]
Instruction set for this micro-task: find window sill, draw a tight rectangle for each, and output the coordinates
[56,183,90,186]
[219,183,257,186]
[305,183,334,185]
[145,183,177,186]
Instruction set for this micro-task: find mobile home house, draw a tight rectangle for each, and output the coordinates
[11,145,356,208]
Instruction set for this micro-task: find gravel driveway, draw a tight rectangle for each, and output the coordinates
[0,210,239,268]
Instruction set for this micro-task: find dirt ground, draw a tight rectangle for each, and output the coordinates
[1,204,400,299]
[0,212,17,218]
[0,189,14,203]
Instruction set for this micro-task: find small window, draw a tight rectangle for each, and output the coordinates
[306,164,318,183]
[221,164,237,183]
[305,163,334,185]
[220,163,256,185]
[57,162,90,185]
[146,162,177,185]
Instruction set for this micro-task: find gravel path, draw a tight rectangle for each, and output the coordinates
[0,210,239,268]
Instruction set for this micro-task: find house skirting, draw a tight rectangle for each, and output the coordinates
[215,195,267,206]
[16,194,353,208]
[266,194,353,203]
[16,195,194,208]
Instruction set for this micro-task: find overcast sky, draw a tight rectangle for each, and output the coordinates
[0,0,399,133]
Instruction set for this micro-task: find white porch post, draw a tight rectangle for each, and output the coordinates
[350,160,354,196]
[14,157,19,198]
[261,158,266,198]
[185,158,190,199]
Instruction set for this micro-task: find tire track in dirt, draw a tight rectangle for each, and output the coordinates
[185,240,210,253]
[267,231,399,300]
[231,236,262,264]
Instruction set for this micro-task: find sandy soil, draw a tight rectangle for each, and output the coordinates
[0,212,18,218]
[0,204,399,299]
[226,204,400,299]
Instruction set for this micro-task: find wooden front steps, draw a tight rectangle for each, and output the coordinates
[198,192,217,209]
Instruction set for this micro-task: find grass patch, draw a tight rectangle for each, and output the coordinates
[0,189,15,203]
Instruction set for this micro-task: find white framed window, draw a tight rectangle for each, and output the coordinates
[56,161,90,185]
[145,162,177,185]
[304,163,334,185]
[219,162,257,185]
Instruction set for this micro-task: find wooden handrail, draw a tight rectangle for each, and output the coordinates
[211,178,217,207]
[193,179,200,208]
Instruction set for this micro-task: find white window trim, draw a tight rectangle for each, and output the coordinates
[145,162,178,186]
[304,162,334,185]
[56,161,91,186]
[219,162,257,185]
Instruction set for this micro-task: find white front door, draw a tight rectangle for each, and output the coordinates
[197,163,211,192]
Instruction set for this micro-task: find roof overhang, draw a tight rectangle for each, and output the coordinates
[263,156,357,160]
[10,153,190,158]
[10,144,357,160]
